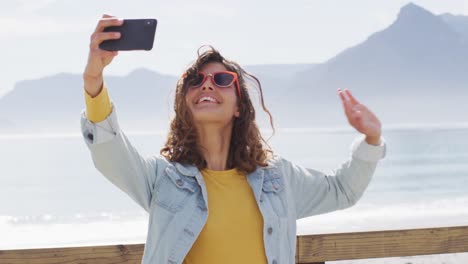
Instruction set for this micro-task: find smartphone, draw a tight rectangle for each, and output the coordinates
[99,19,157,51]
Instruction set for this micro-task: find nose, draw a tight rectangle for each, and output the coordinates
[201,78,215,91]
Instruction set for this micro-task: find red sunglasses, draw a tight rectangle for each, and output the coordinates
[183,71,241,98]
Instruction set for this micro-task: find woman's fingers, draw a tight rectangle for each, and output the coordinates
[338,88,352,114]
[338,88,359,105]
[83,15,121,82]
[338,87,365,124]
[90,32,121,49]
[94,17,123,33]
[337,88,346,103]
[344,88,360,105]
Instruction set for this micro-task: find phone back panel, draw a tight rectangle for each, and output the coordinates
[100,19,157,51]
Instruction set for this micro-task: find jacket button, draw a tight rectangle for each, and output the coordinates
[267,227,273,235]
[176,179,184,186]
[87,133,94,141]
[272,260,277,264]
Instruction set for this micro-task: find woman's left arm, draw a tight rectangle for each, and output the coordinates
[282,88,386,219]
[280,135,386,219]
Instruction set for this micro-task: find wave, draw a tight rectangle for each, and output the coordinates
[2,211,148,225]
[1,196,468,250]
[0,214,148,250]
[3,196,468,227]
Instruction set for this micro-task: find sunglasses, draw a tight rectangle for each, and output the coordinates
[184,71,241,98]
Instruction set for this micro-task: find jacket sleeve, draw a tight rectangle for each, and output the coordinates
[80,103,161,212]
[280,135,387,220]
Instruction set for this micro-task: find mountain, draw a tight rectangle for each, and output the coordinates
[286,2,468,126]
[294,3,468,95]
[0,65,312,132]
[0,69,177,132]
[1,3,467,132]
[440,13,468,41]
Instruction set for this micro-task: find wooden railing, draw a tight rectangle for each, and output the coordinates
[1,225,467,263]
[296,225,468,263]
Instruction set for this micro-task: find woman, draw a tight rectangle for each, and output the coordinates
[81,15,386,264]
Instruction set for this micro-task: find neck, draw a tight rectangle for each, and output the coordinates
[196,122,233,171]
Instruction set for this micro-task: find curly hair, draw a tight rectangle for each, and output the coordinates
[160,46,275,174]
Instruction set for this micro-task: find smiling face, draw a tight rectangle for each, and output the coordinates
[161,46,275,173]
[185,62,240,125]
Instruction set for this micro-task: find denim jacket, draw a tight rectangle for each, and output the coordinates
[81,104,386,264]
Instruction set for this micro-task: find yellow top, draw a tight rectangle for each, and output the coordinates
[84,84,112,123]
[183,168,267,264]
[84,86,267,263]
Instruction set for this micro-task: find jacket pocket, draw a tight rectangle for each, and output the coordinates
[262,172,288,217]
[154,166,199,213]
[262,176,284,193]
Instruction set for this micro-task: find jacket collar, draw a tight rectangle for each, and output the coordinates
[175,162,199,177]
[174,157,277,177]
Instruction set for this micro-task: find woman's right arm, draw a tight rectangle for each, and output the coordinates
[84,14,122,123]
[81,15,161,212]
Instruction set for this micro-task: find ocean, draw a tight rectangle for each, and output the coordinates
[1,126,468,263]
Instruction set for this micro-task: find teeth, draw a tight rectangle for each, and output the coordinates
[198,96,217,103]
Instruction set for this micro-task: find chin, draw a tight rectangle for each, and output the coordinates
[192,112,231,125]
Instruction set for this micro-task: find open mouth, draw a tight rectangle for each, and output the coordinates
[196,96,219,104]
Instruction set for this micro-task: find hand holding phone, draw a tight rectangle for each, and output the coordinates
[99,19,158,51]
[83,16,158,96]
[84,14,124,97]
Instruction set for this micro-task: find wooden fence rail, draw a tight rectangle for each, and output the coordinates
[296,225,468,263]
[1,225,467,264]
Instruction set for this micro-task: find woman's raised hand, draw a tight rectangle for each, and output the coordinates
[83,14,123,96]
[338,88,382,145]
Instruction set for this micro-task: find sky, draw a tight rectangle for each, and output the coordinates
[0,0,467,97]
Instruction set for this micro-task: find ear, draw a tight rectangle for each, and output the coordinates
[234,106,240,118]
